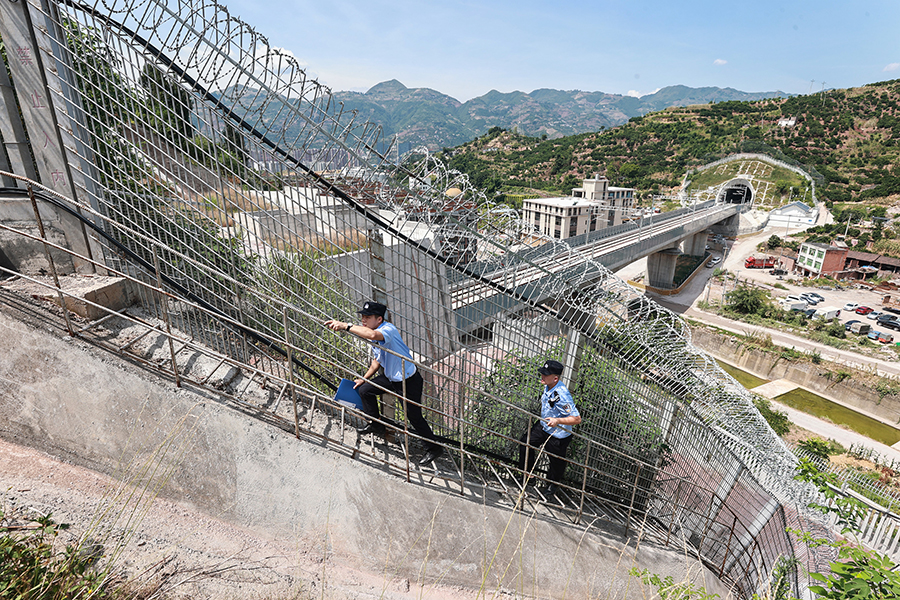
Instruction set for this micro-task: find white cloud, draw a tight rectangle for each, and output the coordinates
[884,63,900,72]
[713,59,727,66]
[627,88,662,98]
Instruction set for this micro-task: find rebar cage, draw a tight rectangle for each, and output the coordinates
[0,0,837,596]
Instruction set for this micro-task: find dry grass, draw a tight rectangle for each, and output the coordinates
[265,228,368,254]
[206,187,280,214]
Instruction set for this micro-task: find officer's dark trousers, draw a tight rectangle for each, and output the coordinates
[357,371,439,451]
[518,422,572,484]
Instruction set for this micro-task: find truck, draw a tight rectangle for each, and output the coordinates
[745,256,778,269]
[779,299,807,311]
[850,322,871,335]
[813,307,841,321]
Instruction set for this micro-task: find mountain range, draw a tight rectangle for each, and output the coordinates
[328,80,791,149]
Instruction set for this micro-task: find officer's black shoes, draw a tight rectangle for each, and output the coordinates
[418,446,443,465]
[357,422,385,436]
[543,483,559,497]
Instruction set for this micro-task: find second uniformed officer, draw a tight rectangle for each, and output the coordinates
[517,359,581,496]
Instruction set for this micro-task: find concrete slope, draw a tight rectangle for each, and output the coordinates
[0,290,728,599]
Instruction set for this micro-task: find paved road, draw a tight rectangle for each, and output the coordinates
[625,225,900,377]
[618,220,900,457]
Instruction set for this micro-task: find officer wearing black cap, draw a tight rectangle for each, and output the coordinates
[326,301,443,465]
[518,359,581,496]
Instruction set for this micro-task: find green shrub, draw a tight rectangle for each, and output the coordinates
[798,437,834,461]
[0,511,111,599]
[875,378,900,400]
[794,460,900,600]
[753,396,791,436]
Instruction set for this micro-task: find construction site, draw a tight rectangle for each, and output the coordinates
[0,0,847,598]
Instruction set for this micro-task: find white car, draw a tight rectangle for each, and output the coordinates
[843,302,859,312]
[706,256,722,268]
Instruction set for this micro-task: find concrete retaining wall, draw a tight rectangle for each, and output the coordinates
[0,299,728,599]
[690,327,900,426]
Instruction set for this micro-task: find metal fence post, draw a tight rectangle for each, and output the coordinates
[28,185,73,336]
[283,308,299,438]
[624,463,643,538]
[576,443,591,524]
[152,247,180,388]
[402,358,410,482]
[719,515,738,578]
[458,406,466,496]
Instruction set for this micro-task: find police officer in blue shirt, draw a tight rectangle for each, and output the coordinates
[518,359,581,496]
[326,301,443,465]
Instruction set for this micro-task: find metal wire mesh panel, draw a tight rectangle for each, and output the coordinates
[0,0,839,596]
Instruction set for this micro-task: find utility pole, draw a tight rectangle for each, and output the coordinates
[844,212,856,237]
[778,213,792,269]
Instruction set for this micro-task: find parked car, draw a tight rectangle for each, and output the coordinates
[844,302,860,312]
[803,308,817,318]
[877,314,898,324]
[856,306,873,315]
[769,268,788,276]
[884,306,900,315]
[802,295,821,305]
[808,292,825,301]
[868,330,882,340]
[844,319,861,331]
[867,311,883,320]
[884,320,900,332]
[706,256,722,268]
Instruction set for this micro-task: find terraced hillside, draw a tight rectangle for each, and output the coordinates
[440,80,900,210]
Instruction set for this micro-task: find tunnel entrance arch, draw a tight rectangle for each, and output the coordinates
[717,178,755,206]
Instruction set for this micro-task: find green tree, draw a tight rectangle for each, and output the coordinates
[140,63,195,154]
[767,235,783,250]
[726,285,770,315]
[63,19,149,189]
[64,20,251,315]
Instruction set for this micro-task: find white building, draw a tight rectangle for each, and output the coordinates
[523,174,636,239]
[522,196,603,239]
[767,201,818,229]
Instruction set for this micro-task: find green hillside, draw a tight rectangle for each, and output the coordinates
[440,80,900,213]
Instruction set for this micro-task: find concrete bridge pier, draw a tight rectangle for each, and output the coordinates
[683,231,708,257]
[646,244,681,289]
[709,212,741,238]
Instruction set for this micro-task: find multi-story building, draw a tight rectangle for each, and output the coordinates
[572,174,635,228]
[795,242,848,277]
[522,196,602,240]
[523,174,636,239]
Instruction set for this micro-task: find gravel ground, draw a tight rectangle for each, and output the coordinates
[0,437,482,600]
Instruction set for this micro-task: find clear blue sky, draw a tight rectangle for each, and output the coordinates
[224,0,899,101]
